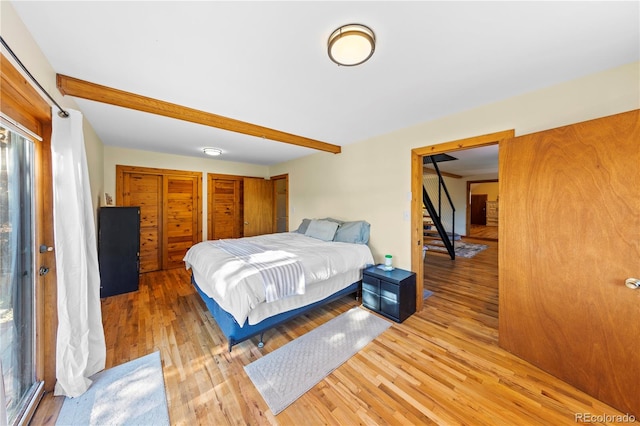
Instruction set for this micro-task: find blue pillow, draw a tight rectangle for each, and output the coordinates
[305,219,340,241]
[294,218,311,234]
[334,221,370,244]
[321,217,345,226]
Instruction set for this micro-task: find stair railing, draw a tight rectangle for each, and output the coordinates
[423,156,456,259]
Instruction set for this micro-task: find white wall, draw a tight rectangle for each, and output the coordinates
[270,61,640,269]
[1,2,105,216]
[103,146,269,238]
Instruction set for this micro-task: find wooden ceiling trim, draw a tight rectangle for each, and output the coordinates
[56,74,341,154]
[413,129,515,157]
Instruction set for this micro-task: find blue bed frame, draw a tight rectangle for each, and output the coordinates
[192,274,361,352]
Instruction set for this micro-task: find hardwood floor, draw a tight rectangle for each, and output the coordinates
[468,224,499,240]
[32,241,633,425]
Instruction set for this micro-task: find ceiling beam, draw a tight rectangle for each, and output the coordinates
[56,74,341,154]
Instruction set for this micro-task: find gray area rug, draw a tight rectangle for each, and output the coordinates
[56,351,170,426]
[424,240,488,258]
[244,306,391,415]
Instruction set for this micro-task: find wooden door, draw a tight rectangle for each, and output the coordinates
[164,175,201,269]
[470,194,487,225]
[243,177,273,237]
[272,174,288,232]
[499,110,640,416]
[118,165,202,271]
[208,175,243,240]
[123,173,162,272]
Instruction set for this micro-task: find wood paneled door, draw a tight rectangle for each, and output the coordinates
[499,109,640,417]
[207,174,283,240]
[164,175,201,269]
[121,173,162,272]
[117,165,202,271]
[208,174,243,240]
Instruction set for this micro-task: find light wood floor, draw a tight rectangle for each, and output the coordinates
[32,240,632,425]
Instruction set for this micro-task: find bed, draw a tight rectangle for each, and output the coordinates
[184,219,374,351]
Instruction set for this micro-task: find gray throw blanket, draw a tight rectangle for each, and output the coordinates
[213,239,305,303]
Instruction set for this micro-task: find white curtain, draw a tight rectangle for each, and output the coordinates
[0,360,6,426]
[51,109,106,398]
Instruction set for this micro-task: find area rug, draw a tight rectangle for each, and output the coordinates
[56,351,170,426]
[424,240,488,258]
[244,306,391,415]
[423,289,434,299]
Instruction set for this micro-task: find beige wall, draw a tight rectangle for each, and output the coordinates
[103,146,269,237]
[5,0,637,270]
[270,61,640,269]
[1,2,105,216]
[471,182,499,202]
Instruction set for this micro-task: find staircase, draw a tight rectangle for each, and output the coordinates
[423,156,457,259]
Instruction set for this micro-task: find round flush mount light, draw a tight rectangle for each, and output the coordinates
[203,147,222,156]
[327,23,375,66]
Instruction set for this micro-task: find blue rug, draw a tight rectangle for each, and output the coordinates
[56,351,170,426]
[423,289,434,299]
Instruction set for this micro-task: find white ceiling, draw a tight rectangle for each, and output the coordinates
[425,145,500,177]
[9,1,640,166]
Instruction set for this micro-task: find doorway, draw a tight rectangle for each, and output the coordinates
[411,130,514,312]
[467,180,499,241]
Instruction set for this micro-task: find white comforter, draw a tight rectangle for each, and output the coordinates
[184,232,374,326]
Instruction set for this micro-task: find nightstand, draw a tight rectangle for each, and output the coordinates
[361,266,416,322]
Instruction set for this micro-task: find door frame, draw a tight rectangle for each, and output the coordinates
[411,130,514,312]
[1,53,56,421]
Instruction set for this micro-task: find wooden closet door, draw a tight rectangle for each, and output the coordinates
[208,176,242,240]
[123,173,162,273]
[243,177,273,237]
[499,110,640,416]
[118,165,202,271]
[164,175,201,269]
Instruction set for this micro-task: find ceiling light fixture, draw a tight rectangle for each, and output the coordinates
[203,147,222,156]
[327,23,375,66]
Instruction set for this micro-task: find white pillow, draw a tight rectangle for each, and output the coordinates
[305,219,339,241]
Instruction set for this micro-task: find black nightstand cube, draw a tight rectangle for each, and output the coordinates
[362,266,416,322]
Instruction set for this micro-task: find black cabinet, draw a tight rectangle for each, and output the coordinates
[98,207,140,297]
[362,266,416,322]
